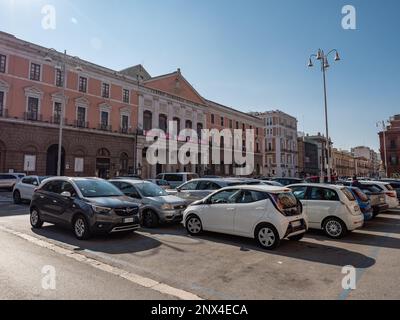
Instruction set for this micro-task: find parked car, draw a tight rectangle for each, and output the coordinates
[182,185,307,250]
[305,176,338,184]
[257,180,284,187]
[146,179,171,190]
[346,187,374,221]
[155,172,199,189]
[360,181,399,210]
[30,177,141,240]
[288,183,364,238]
[171,178,264,204]
[339,181,388,216]
[271,177,304,186]
[13,175,51,203]
[109,179,187,228]
[0,173,26,191]
[113,174,142,180]
[380,179,400,200]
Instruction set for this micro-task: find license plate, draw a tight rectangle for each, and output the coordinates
[380,197,385,202]
[124,218,134,223]
[292,220,302,228]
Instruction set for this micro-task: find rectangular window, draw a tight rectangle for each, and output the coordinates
[27,97,39,120]
[211,114,215,124]
[30,63,41,81]
[0,54,6,73]
[121,115,129,133]
[77,106,86,127]
[101,111,109,128]
[236,121,239,129]
[229,120,233,129]
[123,89,130,103]
[79,77,88,93]
[53,102,62,123]
[102,83,110,98]
[220,117,224,126]
[0,91,4,117]
[55,69,63,87]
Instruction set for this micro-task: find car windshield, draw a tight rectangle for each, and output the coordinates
[75,179,123,198]
[341,188,356,201]
[135,183,167,197]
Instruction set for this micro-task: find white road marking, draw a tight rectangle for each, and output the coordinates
[0,225,203,301]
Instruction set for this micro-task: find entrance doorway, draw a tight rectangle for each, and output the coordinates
[46,144,65,176]
[96,148,111,179]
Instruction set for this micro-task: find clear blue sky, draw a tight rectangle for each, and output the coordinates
[1,0,399,151]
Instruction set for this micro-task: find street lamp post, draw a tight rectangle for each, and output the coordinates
[308,49,341,183]
[45,50,82,176]
[377,120,389,178]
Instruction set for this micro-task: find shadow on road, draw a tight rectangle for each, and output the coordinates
[144,225,376,268]
[32,225,162,255]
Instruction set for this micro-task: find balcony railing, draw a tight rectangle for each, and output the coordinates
[24,112,42,122]
[50,116,68,125]
[74,120,89,129]
[0,108,8,118]
[98,123,112,132]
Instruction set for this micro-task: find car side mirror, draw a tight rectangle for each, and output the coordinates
[176,187,181,192]
[61,191,72,198]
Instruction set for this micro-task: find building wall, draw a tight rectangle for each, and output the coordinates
[379,115,400,178]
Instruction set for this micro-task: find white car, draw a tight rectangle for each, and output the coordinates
[182,185,308,250]
[288,183,364,239]
[360,181,399,210]
[13,175,50,203]
[0,173,26,190]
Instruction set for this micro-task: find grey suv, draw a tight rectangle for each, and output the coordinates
[30,177,141,240]
[110,179,187,228]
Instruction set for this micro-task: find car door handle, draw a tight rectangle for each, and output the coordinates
[226,208,235,211]
[255,207,264,210]
[53,200,57,203]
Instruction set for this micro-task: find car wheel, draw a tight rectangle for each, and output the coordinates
[73,215,91,240]
[13,190,22,204]
[30,208,43,229]
[186,215,203,236]
[142,210,159,228]
[288,233,305,241]
[323,218,347,239]
[255,224,280,250]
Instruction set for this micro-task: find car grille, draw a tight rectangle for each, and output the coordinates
[174,204,187,210]
[114,207,139,216]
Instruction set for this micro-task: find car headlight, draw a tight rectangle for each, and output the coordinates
[91,204,112,215]
[161,203,174,210]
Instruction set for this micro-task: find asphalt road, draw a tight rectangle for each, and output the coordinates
[1,190,399,300]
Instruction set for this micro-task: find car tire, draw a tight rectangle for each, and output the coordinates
[255,224,280,250]
[142,210,159,228]
[30,208,43,229]
[323,217,347,239]
[185,215,203,236]
[73,215,91,240]
[13,190,22,204]
[288,233,305,241]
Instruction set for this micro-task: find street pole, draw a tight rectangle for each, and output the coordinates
[57,50,67,177]
[382,120,388,178]
[322,56,331,183]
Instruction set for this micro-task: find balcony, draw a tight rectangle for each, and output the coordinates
[74,120,89,129]
[50,116,68,126]
[24,112,42,122]
[0,108,8,118]
[98,123,112,132]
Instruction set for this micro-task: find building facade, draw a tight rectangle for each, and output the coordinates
[252,111,298,177]
[379,115,400,178]
[297,136,319,178]
[0,32,266,179]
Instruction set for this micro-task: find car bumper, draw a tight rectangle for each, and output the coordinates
[387,198,399,209]
[158,209,185,223]
[92,215,141,233]
[284,218,308,238]
[345,214,364,231]
[373,203,389,214]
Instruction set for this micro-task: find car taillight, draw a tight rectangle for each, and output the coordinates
[34,188,38,192]
[387,192,397,198]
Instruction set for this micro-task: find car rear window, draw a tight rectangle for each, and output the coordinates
[164,174,183,182]
[341,188,356,201]
[384,184,394,191]
[271,192,298,209]
[353,188,369,202]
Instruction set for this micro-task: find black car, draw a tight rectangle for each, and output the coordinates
[30,177,141,240]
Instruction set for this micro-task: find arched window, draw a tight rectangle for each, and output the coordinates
[97,148,110,157]
[173,117,181,132]
[159,114,168,132]
[197,123,203,140]
[143,111,152,131]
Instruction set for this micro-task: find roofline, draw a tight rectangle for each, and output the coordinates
[206,99,264,122]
